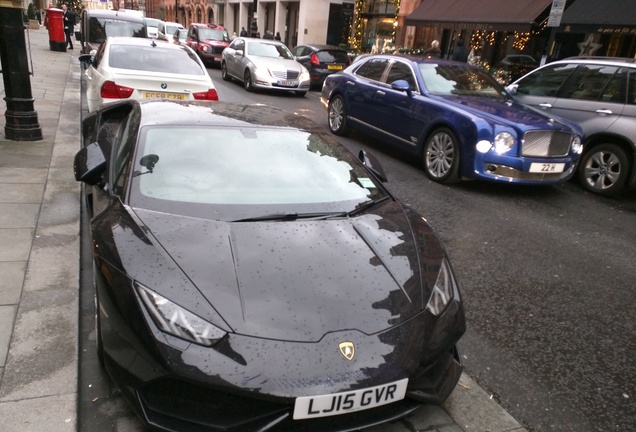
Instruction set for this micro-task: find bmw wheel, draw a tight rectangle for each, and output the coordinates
[578,143,629,196]
[328,95,349,136]
[424,128,460,183]
[244,70,254,92]
[221,62,231,81]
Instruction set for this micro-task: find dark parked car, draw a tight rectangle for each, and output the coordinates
[79,8,146,54]
[507,56,636,196]
[74,99,466,432]
[291,44,351,88]
[321,54,584,186]
[491,54,539,85]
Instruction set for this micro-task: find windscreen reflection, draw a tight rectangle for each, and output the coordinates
[132,126,385,210]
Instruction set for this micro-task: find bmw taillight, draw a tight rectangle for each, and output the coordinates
[193,89,219,101]
[100,81,134,99]
[310,53,320,66]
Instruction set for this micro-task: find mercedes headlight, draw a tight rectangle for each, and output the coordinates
[300,67,310,81]
[426,259,456,316]
[493,131,515,153]
[136,283,226,346]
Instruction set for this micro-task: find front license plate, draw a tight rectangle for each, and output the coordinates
[529,163,565,173]
[142,92,185,100]
[293,378,408,420]
[278,80,298,87]
[327,64,343,70]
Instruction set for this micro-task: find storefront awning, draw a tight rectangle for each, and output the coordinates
[404,0,554,32]
[560,0,636,33]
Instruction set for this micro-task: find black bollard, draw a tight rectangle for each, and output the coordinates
[0,6,43,141]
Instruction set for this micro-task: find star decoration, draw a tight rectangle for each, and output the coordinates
[578,35,602,56]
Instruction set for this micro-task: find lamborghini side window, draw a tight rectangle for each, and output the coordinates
[112,109,140,196]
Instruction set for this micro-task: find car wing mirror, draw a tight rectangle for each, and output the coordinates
[505,83,518,95]
[358,150,388,182]
[74,142,106,185]
[391,79,413,97]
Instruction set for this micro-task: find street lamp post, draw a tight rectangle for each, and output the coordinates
[0,4,42,141]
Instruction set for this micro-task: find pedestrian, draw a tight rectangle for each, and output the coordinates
[240,26,248,37]
[231,31,237,41]
[424,40,441,58]
[256,31,261,39]
[61,4,75,50]
[36,8,41,25]
[263,30,274,40]
[274,31,281,41]
[452,39,468,62]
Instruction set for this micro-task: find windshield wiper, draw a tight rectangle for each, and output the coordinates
[232,197,392,222]
[232,212,346,222]
[346,196,391,217]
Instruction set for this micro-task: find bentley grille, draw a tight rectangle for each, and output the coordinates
[522,130,572,157]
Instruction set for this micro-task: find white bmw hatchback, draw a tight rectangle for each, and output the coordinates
[80,37,218,112]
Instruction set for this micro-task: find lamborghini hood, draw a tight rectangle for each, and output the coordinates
[132,202,435,341]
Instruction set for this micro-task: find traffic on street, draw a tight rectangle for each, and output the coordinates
[77,61,636,432]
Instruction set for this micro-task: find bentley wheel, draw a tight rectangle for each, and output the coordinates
[328,95,349,136]
[424,128,460,183]
[578,143,629,196]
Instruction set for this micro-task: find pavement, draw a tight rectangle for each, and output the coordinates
[0,28,529,432]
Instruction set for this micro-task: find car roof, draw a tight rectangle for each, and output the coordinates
[190,22,226,29]
[559,56,636,66]
[106,36,183,49]
[84,9,145,23]
[297,44,346,51]
[241,37,287,45]
[126,100,322,131]
[354,53,468,66]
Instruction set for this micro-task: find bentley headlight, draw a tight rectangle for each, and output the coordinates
[426,259,455,316]
[493,131,515,153]
[571,136,583,154]
[136,283,226,346]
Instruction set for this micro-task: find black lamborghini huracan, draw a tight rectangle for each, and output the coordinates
[74,99,466,432]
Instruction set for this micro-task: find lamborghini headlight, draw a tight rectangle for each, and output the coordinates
[426,258,455,316]
[136,283,226,346]
[493,131,515,153]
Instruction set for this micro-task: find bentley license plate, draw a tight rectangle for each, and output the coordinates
[293,378,408,419]
[142,92,185,100]
[278,80,298,87]
[529,163,565,173]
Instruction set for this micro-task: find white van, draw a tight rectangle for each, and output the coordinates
[157,21,184,43]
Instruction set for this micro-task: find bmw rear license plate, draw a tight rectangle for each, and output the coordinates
[278,80,298,87]
[529,163,565,173]
[293,378,408,419]
[143,91,185,100]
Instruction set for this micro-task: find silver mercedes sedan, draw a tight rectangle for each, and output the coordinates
[221,37,311,97]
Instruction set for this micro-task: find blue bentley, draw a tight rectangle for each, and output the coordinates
[321,54,583,185]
